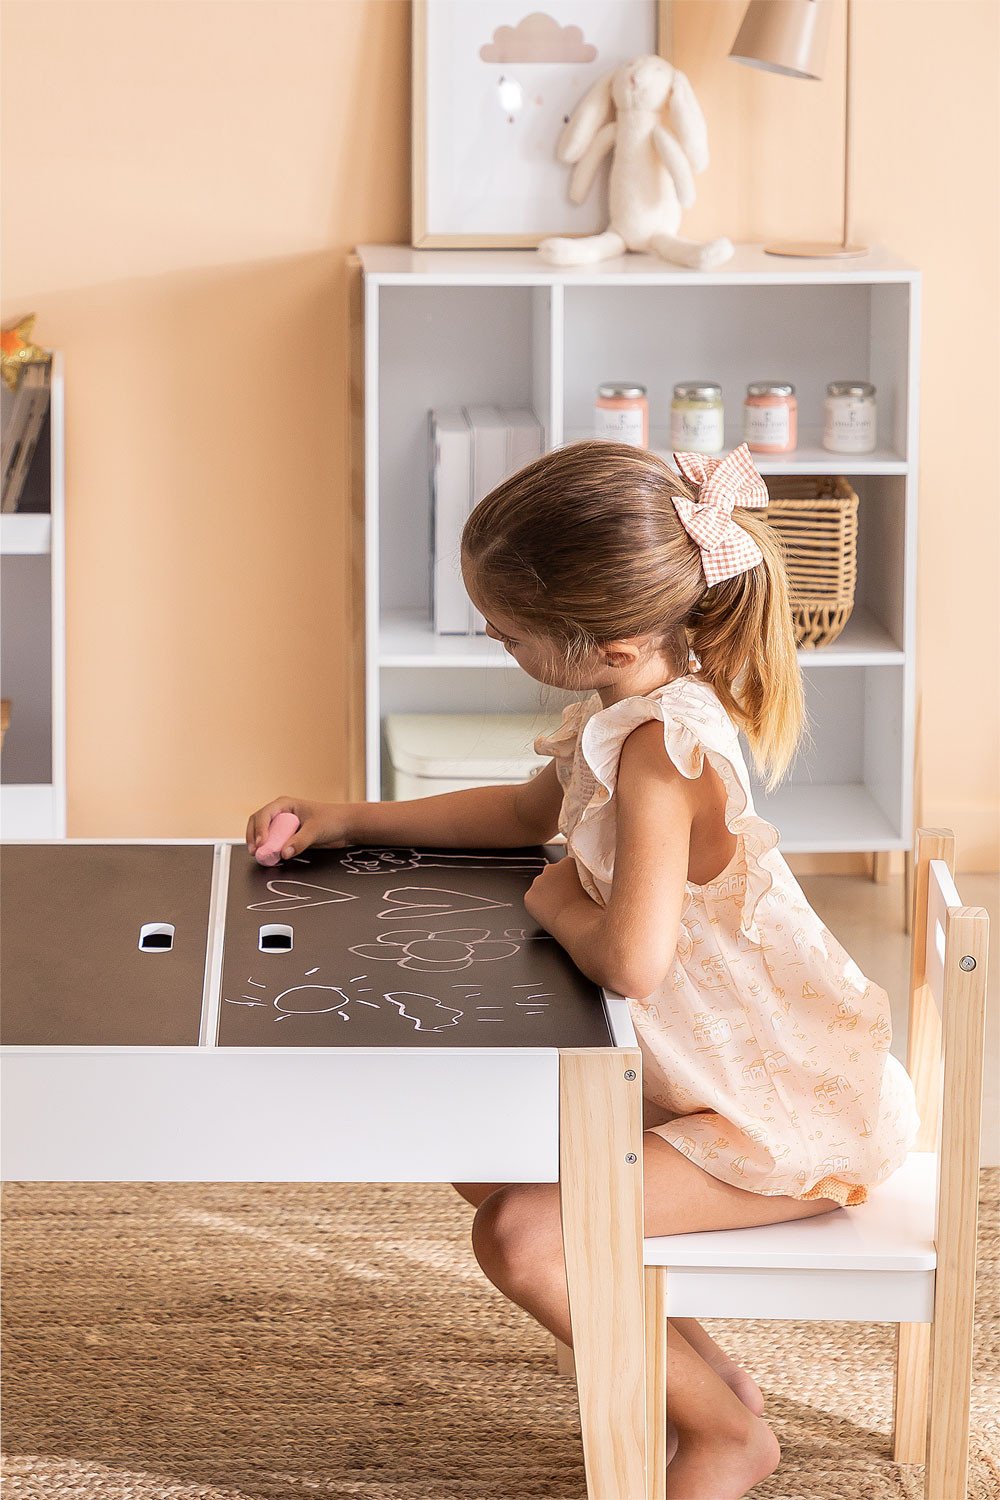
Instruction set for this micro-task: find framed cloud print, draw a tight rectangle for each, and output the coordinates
[412,0,673,247]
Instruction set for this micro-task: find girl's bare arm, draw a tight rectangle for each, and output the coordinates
[247,758,564,856]
[346,760,563,847]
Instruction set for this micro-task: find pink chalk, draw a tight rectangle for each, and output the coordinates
[255,810,301,866]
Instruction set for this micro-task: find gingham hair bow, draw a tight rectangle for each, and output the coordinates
[670,443,769,586]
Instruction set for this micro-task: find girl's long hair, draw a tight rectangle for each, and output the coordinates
[461,439,803,789]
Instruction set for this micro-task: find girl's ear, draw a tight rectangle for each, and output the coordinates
[557,69,616,163]
[602,639,643,671]
[666,67,709,174]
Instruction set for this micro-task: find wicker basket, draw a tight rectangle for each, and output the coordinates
[763,476,859,648]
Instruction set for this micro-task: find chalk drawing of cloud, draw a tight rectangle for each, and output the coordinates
[480,12,597,65]
[385,991,463,1033]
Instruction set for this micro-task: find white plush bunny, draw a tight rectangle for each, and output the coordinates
[539,54,733,271]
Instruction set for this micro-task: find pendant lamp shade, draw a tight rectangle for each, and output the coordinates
[729,0,831,80]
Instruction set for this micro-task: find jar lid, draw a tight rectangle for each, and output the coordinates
[597,383,647,398]
[673,382,722,400]
[746,381,795,397]
[826,380,875,398]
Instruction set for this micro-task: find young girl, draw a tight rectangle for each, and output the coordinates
[247,439,920,1500]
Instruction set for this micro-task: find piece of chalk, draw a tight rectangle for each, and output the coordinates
[255,811,301,866]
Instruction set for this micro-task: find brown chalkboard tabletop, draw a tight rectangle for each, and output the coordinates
[219,842,613,1049]
[1,841,615,1050]
[1,843,215,1046]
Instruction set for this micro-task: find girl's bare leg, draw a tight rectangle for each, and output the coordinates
[454,1136,838,1498]
[465,1215,777,1499]
[452,1186,764,1415]
[666,1318,764,1414]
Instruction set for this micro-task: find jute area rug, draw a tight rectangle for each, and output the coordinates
[2,1172,997,1500]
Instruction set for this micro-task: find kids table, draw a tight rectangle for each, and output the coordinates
[1,839,650,1500]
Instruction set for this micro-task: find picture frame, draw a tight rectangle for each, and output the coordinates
[412,0,673,248]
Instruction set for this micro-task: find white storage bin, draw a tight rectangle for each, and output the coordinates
[383,712,562,800]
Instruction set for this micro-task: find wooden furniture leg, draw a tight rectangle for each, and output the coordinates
[559,1048,647,1500]
[554,1337,576,1377]
[903,847,914,937]
[644,1266,668,1500]
[893,1321,930,1462]
[924,904,989,1500]
[905,690,924,936]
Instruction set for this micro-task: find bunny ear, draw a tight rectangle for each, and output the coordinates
[666,67,709,174]
[557,70,615,163]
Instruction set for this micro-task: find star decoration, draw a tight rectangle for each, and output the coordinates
[1,315,51,392]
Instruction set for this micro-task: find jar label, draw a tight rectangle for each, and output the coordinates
[595,405,646,446]
[744,403,790,448]
[670,405,725,452]
[823,397,877,453]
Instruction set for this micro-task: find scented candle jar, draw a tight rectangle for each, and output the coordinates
[670,382,725,453]
[824,380,877,453]
[595,383,648,447]
[743,382,797,453]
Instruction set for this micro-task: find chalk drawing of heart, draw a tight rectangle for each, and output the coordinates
[247,880,360,912]
[377,886,512,920]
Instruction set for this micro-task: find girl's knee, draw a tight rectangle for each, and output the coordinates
[471,1184,560,1283]
[451,1181,505,1210]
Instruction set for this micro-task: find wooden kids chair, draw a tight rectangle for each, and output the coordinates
[554,828,989,1500]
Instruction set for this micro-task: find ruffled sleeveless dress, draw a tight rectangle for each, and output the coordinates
[534,675,921,1207]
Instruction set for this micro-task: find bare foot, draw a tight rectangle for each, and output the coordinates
[666,1415,780,1500]
[665,1364,762,1471]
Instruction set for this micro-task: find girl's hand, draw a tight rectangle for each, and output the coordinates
[245,797,353,860]
[524,854,592,928]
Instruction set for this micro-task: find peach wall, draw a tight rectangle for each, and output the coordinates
[2,0,997,866]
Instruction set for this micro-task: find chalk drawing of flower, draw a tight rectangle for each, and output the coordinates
[349,927,522,973]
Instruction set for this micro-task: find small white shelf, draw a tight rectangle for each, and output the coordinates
[754,782,901,853]
[358,242,919,286]
[379,606,902,670]
[358,246,919,855]
[563,428,907,476]
[1,513,52,555]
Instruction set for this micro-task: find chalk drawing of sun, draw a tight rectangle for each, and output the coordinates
[225,967,381,1023]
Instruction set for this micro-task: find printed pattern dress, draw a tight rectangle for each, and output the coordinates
[534,675,921,1207]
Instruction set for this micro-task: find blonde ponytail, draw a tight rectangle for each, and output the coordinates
[687,510,804,789]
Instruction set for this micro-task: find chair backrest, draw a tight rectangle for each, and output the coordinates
[905,828,989,1248]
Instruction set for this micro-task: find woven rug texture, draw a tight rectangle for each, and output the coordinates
[2,1172,997,1500]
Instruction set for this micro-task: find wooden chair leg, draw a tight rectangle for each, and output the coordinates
[553,1335,576,1377]
[923,904,988,1500]
[903,845,914,936]
[644,1266,668,1500]
[893,1321,930,1462]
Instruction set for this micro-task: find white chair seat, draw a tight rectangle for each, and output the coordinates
[640,1151,937,1322]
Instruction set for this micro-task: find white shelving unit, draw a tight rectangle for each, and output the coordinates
[355,245,920,855]
[1,351,67,838]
